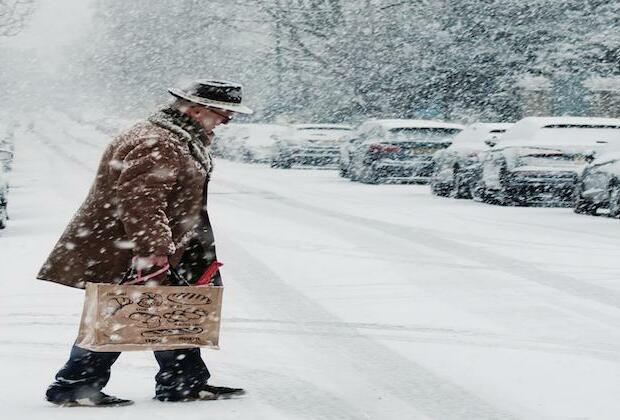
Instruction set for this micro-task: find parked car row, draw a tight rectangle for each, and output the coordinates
[470,118,620,210]
[213,123,353,167]
[429,116,620,218]
[213,116,620,218]
[0,124,15,230]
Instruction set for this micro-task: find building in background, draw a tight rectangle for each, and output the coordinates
[584,76,620,118]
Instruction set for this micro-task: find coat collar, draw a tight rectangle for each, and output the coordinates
[148,108,213,175]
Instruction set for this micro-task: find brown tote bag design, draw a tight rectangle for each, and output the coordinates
[76,265,223,352]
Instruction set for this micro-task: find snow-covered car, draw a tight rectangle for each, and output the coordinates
[477,117,620,206]
[573,149,620,217]
[430,123,512,198]
[228,123,289,163]
[271,124,352,168]
[0,147,14,172]
[0,167,8,229]
[348,119,464,184]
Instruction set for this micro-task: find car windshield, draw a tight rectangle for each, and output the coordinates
[387,127,461,142]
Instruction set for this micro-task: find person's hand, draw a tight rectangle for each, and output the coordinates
[133,255,169,270]
[129,255,170,285]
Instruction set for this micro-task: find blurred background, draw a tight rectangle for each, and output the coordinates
[0,0,619,124]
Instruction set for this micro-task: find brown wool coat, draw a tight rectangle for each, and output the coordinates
[37,121,210,288]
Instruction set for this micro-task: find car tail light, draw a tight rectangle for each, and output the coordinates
[368,143,401,153]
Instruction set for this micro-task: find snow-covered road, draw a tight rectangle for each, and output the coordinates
[2,113,620,419]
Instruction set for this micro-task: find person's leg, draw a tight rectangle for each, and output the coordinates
[154,348,210,400]
[46,344,121,402]
[154,348,245,401]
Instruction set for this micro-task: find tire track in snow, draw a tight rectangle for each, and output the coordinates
[452,209,620,243]
[4,314,619,363]
[219,235,515,420]
[216,178,620,313]
[221,367,377,420]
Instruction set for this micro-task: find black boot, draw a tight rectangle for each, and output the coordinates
[195,385,245,400]
[46,345,129,407]
[155,385,245,402]
[46,391,133,407]
[154,347,211,401]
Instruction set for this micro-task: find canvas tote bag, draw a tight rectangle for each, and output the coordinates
[75,266,223,352]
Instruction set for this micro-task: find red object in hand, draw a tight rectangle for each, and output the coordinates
[195,261,223,285]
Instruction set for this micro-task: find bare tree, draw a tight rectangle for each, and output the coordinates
[0,0,34,37]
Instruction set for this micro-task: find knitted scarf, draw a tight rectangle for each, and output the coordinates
[148,107,213,175]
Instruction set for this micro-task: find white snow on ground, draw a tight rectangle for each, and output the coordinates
[2,112,620,419]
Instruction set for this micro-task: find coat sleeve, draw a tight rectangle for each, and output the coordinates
[116,137,181,257]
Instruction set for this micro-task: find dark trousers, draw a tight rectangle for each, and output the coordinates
[46,344,211,400]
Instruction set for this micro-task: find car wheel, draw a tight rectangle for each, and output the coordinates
[360,164,381,184]
[430,179,450,197]
[477,163,506,205]
[349,159,362,182]
[0,205,7,229]
[608,183,620,218]
[496,165,520,206]
[449,167,470,199]
[573,181,598,215]
[471,178,486,202]
[273,159,292,169]
[483,187,503,205]
[350,167,359,182]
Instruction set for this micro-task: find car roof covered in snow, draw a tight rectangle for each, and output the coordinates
[362,119,464,130]
[595,151,620,163]
[591,144,620,165]
[448,122,513,148]
[499,117,620,148]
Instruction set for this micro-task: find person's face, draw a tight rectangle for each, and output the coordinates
[187,106,234,133]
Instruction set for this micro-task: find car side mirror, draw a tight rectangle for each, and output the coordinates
[484,139,497,148]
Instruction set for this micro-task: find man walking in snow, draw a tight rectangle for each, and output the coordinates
[38,80,253,406]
